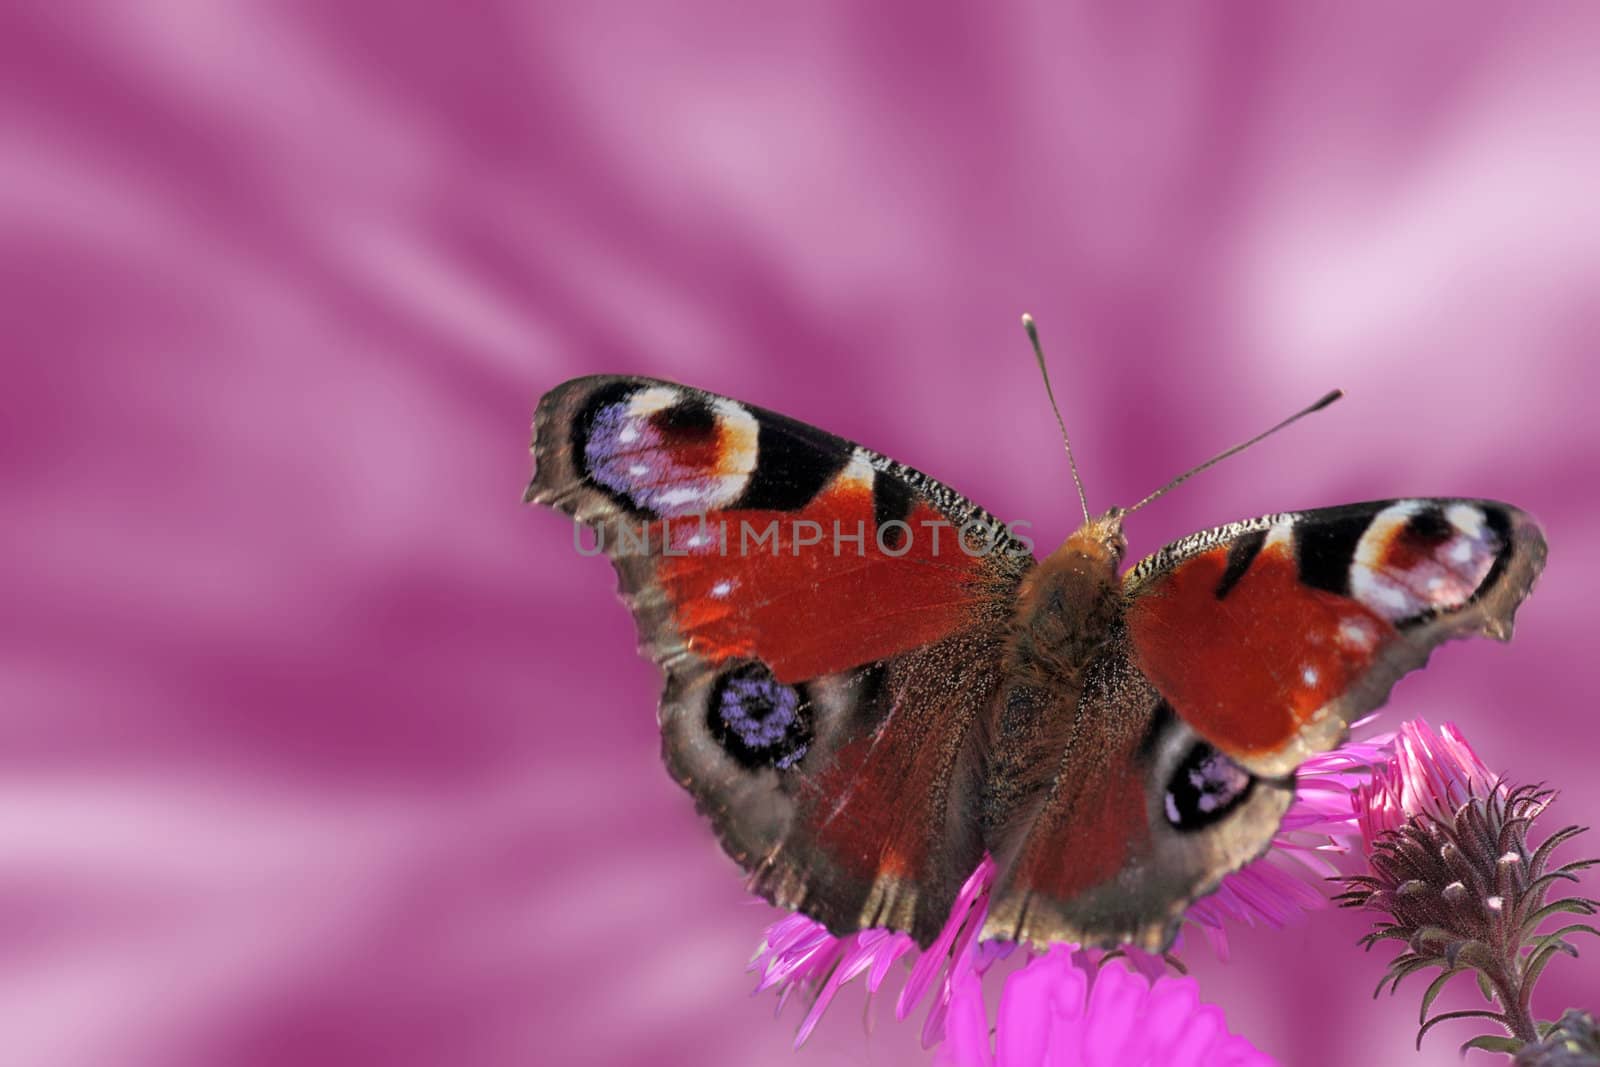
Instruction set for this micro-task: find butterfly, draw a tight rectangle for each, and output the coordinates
[525,358,1545,953]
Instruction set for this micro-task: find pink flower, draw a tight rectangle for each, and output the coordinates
[940,947,1272,1067]
[1351,717,1496,841]
[750,856,997,1049]
[751,857,1271,1065]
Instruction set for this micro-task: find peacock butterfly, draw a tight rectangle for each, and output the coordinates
[524,333,1545,952]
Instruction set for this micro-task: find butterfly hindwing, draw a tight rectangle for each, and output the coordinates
[979,644,1294,951]
[1123,498,1546,776]
[656,645,1001,942]
[527,375,1031,941]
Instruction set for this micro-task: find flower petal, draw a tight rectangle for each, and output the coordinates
[934,967,995,1067]
[1081,965,1153,1067]
[994,947,1088,1067]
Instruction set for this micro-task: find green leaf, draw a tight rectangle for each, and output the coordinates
[1359,926,1410,950]
[1523,922,1600,961]
[1522,870,1582,906]
[1499,816,1537,856]
[1519,937,1587,1014]
[1529,825,1590,875]
[1374,958,1426,999]
[1520,899,1599,939]
[1418,1009,1509,1050]
[1460,1033,1525,1056]
[1420,968,1467,1024]
[1384,957,1437,998]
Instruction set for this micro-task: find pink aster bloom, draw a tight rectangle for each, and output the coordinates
[751,855,1270,1064]
[750,856,999,1049]
[940,946,1272,1067]
[1351,716,1496,840]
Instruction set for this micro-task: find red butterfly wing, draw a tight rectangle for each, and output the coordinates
[979,666,1295,952]
[527,375,1030,942]
[1124,499,1546,776]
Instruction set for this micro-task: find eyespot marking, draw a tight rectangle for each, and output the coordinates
[1164,743,1254,831]
[578,386,759,516]
[707,664,812,771]
[1350,501,1502,624]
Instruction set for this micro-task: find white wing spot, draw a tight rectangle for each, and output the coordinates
[1370,583,1417,614]
[656,487,702,508]
[712,397,760,474]
[628,386,682,416]
[1350,502,1428,620]
[834,449,877,493]
[1338,618,1379,651]
[1445,503,1487,539]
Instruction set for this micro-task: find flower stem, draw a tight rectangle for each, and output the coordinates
[1487,963,1537,1045]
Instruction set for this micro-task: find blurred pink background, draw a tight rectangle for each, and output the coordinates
[3,4,1597,1065]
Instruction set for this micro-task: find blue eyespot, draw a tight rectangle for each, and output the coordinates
[708,664,811,770]
[1164,743,1254,830]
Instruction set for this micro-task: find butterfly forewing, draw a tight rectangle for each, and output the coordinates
[1123,499,1546,776]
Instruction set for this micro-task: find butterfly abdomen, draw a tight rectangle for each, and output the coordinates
[980,518,1130,850]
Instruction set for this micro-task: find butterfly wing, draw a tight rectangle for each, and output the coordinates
[1123,498,1546,776]
[527,375,1031,942]
[979,644,1295,951]
[982,497,1545,951]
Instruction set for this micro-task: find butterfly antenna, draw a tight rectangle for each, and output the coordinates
[1125,388,1345,516]
[1022,313,1091,523]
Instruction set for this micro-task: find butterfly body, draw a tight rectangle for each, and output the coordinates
[528,374,1545,951]
[1002,515,1125,688]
